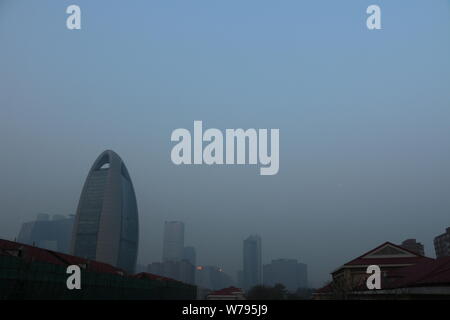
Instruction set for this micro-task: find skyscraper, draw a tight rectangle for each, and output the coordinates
[162,221,184,262]
[243,234,262,291]
[70,150,139,273]
[434,227,450,258]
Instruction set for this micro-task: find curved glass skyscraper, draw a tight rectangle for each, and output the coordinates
[70,150,139,273]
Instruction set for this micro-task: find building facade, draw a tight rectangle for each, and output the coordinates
[17,214,74,254]
[263,258,308,292]
[70,150,139,273]
[314,242,450,300]
[243,235,262,291]
[434,227,450,258]
[183,246,196,266]
[162,221,185,262]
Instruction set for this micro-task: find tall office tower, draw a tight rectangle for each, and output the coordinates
[243,234,262,291]
[183,246,196,266]
[263,259,308,292]
[71,150,139,273]
[400,239,425,256]
[434,227,450,258]
[162,221,185,262]
[17,214,74,253]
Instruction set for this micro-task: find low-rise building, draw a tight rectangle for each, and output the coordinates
[315,241,437,300]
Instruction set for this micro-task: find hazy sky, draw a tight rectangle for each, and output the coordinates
[1,0,450,287]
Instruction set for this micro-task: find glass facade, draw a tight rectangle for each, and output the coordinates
[117,164,139,273]
[71,151,139,273]
[73,169,108,260]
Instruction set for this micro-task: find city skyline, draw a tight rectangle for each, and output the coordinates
[5,209,450,290]
[2,149,450,287]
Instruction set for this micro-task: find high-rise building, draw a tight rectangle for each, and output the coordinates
[434,227,450,258]
[17,214,74,253]
[263,259,308,292]
[162,221,185,262]
[243,234,262,291]
[70,150,139,273]
[400,239,425,256]
[183,246,196,266]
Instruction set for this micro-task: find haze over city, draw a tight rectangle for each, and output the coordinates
[1,0,450,287]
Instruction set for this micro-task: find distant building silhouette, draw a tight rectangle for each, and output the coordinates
[163,221,185,262]
[148,260,195,285]
[17,213,74,253]
[263,259,308,292]
[236,270,244,289]
[243,234,262,291]
[434,227,450,258]
[148,222,196,284]
[400,239,425,256]
[70,150,139,273]
[183,246,196,266]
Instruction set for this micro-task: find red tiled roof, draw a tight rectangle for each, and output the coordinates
[0,239,66,266]
[0,239,125,275]
[345,257,432,266]
[315,242,450,295]
[340,242,433,268]
[386,256,450,289]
